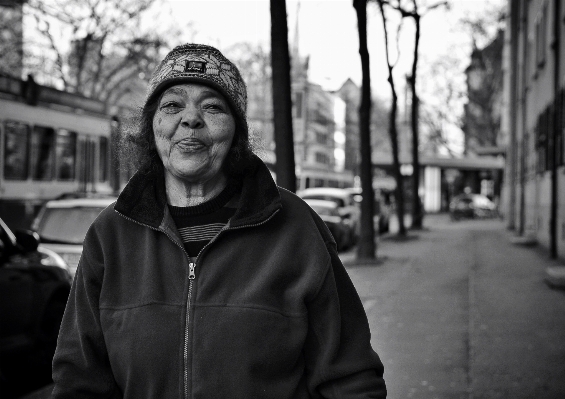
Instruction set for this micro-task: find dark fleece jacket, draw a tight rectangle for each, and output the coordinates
[51,155,387,399]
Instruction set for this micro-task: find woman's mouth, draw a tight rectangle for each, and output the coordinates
[175,138,207,152]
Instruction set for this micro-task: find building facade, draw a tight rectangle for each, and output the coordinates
[503,0,565,259]
[246,51,354,190]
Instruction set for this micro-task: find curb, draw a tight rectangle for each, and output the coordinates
[509,235,537,246]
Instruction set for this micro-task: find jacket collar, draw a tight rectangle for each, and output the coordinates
[114,154,282,230]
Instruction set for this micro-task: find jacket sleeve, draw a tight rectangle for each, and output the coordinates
[51,226,121,398]
[304,244,387,398]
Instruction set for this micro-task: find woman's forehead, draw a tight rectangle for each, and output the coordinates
[161,83,226,100]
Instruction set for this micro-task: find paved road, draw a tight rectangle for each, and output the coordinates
[342,213,565,399]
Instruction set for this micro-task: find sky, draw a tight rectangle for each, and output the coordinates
[161,0,505,95]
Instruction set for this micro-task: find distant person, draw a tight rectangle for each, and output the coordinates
[51,43,386,398]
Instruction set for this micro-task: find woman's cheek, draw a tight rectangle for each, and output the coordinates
[153,132,172,159]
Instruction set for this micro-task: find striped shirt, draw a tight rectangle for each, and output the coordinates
[169,182,239,257]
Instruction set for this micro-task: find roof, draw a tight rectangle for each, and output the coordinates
[297,187,351,199]
[303,198,339,209]
[44,197,117,208]
[372,154,505,170]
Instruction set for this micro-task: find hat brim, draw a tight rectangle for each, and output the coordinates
[144,76,239,117]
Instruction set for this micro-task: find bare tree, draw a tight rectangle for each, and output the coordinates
[404,0,448,228]
[376,0,407,236]
[270,0,296,192]
[0,1,24,77]
[20,0,177,109]
[407,1,424,229]
[378,0,449,229]
[353,0,377,259]
[226,42,273,156]
[419,54,466,156]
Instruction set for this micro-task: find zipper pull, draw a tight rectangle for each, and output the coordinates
[189,262,196,279]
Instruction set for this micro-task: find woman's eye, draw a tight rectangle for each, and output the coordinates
[203,102,226,112]
[160,102,181,113]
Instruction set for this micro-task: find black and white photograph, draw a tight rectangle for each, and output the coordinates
[1,0,564,398]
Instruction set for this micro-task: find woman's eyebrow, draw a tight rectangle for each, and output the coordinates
[198,89,226,101]
[162,87,188,97]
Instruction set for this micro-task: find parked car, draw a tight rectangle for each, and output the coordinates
[449,193,497,220]
[32,196,117,277]
[298,187,361,243]
[345,187,391,234]
[0,217,71,398]
[303,199,355,251]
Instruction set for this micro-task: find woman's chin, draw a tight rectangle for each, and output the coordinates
[170,162,224,183]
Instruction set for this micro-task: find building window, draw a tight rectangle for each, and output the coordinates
[559,89,565,166]
[294,91,303,119]
[535,2,548,69]
[536,106,553,173]
[315,152,329,165]
[3,121,30,180]
[316,132,326,144]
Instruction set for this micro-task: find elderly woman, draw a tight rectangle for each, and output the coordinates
[51,44,386,398]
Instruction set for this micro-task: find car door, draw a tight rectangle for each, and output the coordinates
[0,222,35,354]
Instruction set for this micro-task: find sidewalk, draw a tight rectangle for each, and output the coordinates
[341,213,565,398]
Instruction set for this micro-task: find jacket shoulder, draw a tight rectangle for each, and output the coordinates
[91,201,119,227]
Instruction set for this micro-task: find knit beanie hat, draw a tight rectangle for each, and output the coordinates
[144,43,248,139]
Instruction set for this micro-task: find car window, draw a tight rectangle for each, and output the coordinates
[35,207,105,244]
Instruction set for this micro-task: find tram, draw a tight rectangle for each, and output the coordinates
[0,74,116,229]
[296,167,355,191]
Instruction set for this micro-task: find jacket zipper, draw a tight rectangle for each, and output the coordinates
[184,264,194,399]
[184,209,280,398]
[115,211,196,399]
[117,208,280,399]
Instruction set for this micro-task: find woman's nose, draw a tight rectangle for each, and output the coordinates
[180,107,204,129]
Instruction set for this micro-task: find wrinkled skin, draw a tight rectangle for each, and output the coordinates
[153,83,236,206]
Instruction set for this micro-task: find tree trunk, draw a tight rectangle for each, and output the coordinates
[377,0,406,236]
[409,13,423,229]
[353,0,376,259]
[390,86,407,236]
[270,0,296,192]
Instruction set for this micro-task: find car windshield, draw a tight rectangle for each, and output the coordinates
[36,207,105,244]
[309,205,337,216]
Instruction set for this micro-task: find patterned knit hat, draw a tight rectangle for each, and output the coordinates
[144,43,248,137]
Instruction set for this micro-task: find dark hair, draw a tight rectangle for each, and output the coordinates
[117,95,255,177]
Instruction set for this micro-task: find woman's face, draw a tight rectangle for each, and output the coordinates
[153,83,236,185]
